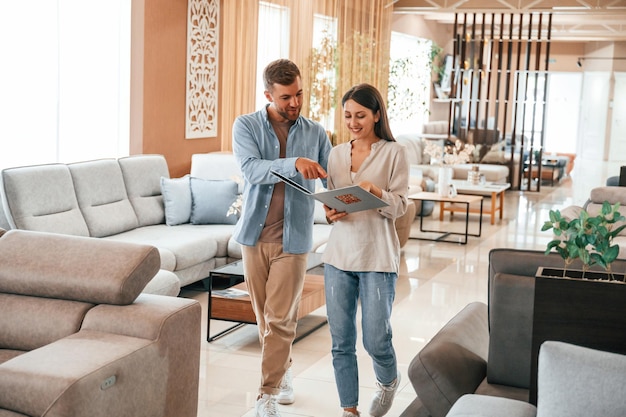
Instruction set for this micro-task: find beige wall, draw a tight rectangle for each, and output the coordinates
[128,5,619,177]
[131,0,221,178]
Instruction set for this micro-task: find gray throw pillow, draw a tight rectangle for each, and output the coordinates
[160,175,192,226]
[190,177,239,225]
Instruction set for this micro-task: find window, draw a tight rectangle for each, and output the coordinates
[255,2,290,110]
[388,32,432,136]
[0,0,131,169]
[310,14,337,132]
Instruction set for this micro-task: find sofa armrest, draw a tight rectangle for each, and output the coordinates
[589,186,626,206]
[80,294,201,417]
[0,295,201,417]
[408,302,489,417]
[0,330,164,417]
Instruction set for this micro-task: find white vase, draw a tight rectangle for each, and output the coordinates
[438,166,453,197]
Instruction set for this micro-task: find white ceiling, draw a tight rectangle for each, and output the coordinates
[393,0,626,41]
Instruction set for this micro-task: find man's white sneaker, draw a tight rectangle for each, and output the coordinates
[342,410,360,417]
[255,394,281,417]
[276,367,294,405]
[368,373,401,417]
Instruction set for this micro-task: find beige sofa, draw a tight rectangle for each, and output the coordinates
[0,229,201,417]
[396,132,510,184]
[397,119,517,186]
[559,186,626,259]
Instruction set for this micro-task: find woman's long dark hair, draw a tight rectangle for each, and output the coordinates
[341,83,395,142]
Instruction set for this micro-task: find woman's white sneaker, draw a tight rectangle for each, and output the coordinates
[368,373,400,417]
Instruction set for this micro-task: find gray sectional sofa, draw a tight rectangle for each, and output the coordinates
[0,154,335,297]
[0,155,238,296]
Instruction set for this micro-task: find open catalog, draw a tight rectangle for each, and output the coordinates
[270,170,388,213]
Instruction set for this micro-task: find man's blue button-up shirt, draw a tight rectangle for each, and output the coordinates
[232,105,332,254]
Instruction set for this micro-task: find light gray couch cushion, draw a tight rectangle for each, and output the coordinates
[536,341,626,417]
[396,133,430,165]
[0,201,10,231]
[142,270,181,296]
[1,164,89,236]
[69,159,139,237]
[104,223,233,270]
[446,394,536,417]
[118,155,168,227]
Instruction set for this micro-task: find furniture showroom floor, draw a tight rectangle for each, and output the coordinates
[180,158,613,417]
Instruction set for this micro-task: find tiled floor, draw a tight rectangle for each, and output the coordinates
[182,158,619,417]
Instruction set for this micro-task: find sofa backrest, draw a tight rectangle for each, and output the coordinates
[118,155,168,227]
[487,249,566,389]
[396,134,430,165]
[0,230,160,355]
[1,163,90,236]
[0,293,93,356]
[586,186,626,236]
[69,159,139,237]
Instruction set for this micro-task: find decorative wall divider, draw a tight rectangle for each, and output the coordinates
[446,13,552,190]
[185,0,219,139]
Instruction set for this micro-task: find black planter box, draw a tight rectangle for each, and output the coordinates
[530,267,626,404]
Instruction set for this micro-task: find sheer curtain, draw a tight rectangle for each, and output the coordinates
[219,0,393,149]
[0,1,131,169]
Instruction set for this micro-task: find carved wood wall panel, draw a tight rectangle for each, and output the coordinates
[186,0,219,139]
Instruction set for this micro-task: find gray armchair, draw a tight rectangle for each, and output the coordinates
[406,248,626,417]
[447,341,626,417]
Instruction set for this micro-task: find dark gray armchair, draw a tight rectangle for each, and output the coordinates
[405,248,626,417]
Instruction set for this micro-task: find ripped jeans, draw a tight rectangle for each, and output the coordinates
[324,264,398,408]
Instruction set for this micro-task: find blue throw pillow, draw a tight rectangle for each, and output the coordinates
[160,176,192,226]
[190,177,239,225]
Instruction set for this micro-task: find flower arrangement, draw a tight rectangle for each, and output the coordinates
[424,139,475,165]
[227,176,243,217]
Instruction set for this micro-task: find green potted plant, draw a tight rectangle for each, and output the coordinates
[540,201,626,281]
[529,201,626,404]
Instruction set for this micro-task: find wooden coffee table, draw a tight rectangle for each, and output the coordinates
[207,253,326,342]
[446,180,511,225]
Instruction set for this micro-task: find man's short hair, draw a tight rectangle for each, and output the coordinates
[263,59,301,91]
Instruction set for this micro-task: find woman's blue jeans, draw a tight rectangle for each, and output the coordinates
[324,264,398,408]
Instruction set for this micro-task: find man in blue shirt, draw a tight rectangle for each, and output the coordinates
[232,59,332,417]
